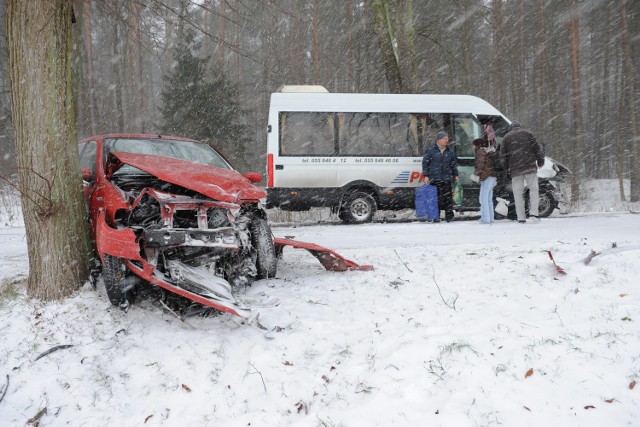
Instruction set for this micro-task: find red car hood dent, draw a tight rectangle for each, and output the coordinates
[111,152,265,203]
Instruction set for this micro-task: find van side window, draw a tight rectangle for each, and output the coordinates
[339,113,414,156]
[420,113,445,152]
[280,112,335,156]
[452,115,482,157]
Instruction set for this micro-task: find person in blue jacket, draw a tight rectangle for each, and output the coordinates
[422,130,459,222]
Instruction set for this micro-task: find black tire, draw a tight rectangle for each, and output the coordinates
[102,254,136,308]
[340,192,377,224]
[537,189,557,218]
[250,218,277,279]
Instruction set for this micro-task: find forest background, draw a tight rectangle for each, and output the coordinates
[0,0,639,203]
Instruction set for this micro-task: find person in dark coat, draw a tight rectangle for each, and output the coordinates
[422,130,459,222]
[499,121,545,223]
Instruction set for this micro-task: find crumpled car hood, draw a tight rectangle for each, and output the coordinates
[111,152,265,203]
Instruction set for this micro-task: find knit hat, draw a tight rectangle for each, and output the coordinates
[435,131,448,142]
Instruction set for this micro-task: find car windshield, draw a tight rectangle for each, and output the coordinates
[105,138,231,174]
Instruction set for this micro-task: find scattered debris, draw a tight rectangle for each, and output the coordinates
[34,345,73,362]
[546,251,566,275]
[294,400,308,414]
[0,374,8,405]
[26,407,47,426]
[582,244,640,265]
[525,368,534,378]
[273,238,374,272]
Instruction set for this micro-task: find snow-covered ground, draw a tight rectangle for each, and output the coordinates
[1,180,639,426]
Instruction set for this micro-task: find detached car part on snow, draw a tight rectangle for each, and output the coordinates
[79,134,370,318]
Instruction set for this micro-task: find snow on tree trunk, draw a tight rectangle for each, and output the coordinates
[7,0,91,300]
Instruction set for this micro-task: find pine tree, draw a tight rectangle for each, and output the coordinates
[160,29,249,166]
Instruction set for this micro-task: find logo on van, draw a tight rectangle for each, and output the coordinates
[392,171,423,184]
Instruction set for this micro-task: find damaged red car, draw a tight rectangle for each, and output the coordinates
[78,134,276,317]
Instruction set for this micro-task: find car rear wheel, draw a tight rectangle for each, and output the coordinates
[250,218,277,279]
[102,254,136,308]
[340,192,377,224]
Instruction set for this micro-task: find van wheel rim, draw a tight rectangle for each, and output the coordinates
[539,193,552,215]
[350,199,371,220]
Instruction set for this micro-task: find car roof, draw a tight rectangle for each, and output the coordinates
[78,134,200,144]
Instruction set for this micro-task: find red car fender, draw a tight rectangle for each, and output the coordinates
[95,210,144,263]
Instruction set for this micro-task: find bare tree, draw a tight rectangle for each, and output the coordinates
[372,0,418,93]
[621,0,640,202]
[6,0,91,300]
[566,0,583,204]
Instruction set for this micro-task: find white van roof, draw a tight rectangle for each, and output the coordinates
[270,91,505,117]
[276,85,329,93]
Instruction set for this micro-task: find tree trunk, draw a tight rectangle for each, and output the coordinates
[567,0,583,204]
[621,0,640,202]
[6,0,91,300]
[491,0,506,109]
[111,3,125,132]
[129,0,144,132]
[312,0,320,84]
[372,0,417,94]
[82,0,97,135]
[219,0,226,67]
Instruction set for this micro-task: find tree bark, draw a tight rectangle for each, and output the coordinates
[372,0,417,93]
[129,0,144,132]
[567,0,583,204]
[82,0,97,135]
[621,0,640,202]
[6,0,91,300]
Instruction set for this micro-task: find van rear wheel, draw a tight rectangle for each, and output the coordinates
[537,190,557,218]
[339,192,376,224]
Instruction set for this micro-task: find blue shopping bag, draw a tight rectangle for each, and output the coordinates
[415,184,439,220]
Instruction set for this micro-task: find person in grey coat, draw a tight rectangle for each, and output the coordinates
[499,122,545,223]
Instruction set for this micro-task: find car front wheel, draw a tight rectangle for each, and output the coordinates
[250,218,277,279]
[102,254,136,308]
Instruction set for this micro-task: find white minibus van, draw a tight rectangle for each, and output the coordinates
[265,85,568,223]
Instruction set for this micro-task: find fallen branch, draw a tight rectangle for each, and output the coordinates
[34,345,73,362]
[246,363,267,393]
[158,299,195,329]
[0,374,9,405]
[430,266,457,311]
[394,249,413,272]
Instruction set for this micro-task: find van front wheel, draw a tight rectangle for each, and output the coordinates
[339,192,376,224]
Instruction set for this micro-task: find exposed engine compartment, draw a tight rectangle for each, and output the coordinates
[106,173,268,314]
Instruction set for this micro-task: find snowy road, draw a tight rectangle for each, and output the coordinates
[271,213,640,250]
[1,213,639,427]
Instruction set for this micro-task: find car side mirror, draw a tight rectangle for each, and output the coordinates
[243,172,263,183]
[82,167,93,182]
